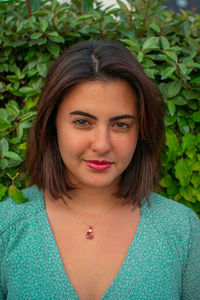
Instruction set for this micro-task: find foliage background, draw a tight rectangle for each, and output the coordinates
[0,0,200,217]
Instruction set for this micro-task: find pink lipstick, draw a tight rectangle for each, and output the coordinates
[85,160,113,171]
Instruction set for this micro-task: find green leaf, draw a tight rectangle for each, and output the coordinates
[159,83,168,99]
[167,101,176,116]
[32,11,48,17]
[188,100,197,110]
[168,81,182,98]
[30,0,40,10]
[0,120,12,132]
[0,138,9,154]
[191,173,200,188]
[135,0,146,16]
[186,149,196,160]
[166,182,179,196]
[10,137,21,145]
[160,174,174,188]
[40,18,48,33]
[18,142,27,150]
[164,51,178,63]
[0,158,8,170]
[191,77,200,84]
[191,161,200,171]
[166,129,180,161]
[82,0,93,13]
[20,112,37,122]
[161,67,176,80]
[137,51,144,63]
[121,39,140,52]
[182,134,196,151]
[160,36,170,50]
[150,23,160,33]
[191,111,200,122]
[193,188,200,202]
[19,87,35,95]
[8,184,29,204]
[116,0,129,12]
[142,37,159,52]
[175,159,192,187]
[182,90,199,100]
[22,121,32,129]
[104,8,121,16]
[37,63,48,77]
[179,63,187,75]
[28,60,37,70]
[164,113,177,126]
[144,68,157,79]
[0,184,7,201]
[16,122,23,138]
[47,32,65,43]
[47,42,60,57]
[197,133,200,144]
[142,58,155,68]
[180,186,196,202]
[6,100,19,116]
[3,151,22,161]
[31,33,42,40]
[37,53,51,63]
[173,96,187,105]
[30,78,43,90]
[75,14,93,21]
[26,68,37,78]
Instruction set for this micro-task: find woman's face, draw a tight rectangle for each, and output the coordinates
[56,80,139,190]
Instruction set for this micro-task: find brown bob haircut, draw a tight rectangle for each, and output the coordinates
[27,40,165,206]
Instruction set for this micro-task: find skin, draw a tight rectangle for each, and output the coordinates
[56,79,139,194]
[45,80,141,300]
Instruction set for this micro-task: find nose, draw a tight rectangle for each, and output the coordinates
[91,126,112,155]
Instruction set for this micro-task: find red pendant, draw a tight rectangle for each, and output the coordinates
[86,226,94,240]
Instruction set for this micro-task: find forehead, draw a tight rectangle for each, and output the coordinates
[58,80,138,116]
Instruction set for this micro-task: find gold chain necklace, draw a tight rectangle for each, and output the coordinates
[65,201,118,240]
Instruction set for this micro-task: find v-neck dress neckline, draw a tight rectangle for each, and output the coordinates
[2,185,200,299]
[38,188,147,299]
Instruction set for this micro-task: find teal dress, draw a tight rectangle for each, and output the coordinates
[0,186,200,299]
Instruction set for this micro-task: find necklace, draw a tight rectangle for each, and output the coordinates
[65,201,118,240]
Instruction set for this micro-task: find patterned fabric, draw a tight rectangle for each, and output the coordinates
[0,185,200,299]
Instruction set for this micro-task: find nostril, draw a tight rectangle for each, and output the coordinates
[91,130,112,154]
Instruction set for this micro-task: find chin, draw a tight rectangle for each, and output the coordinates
[79,176,120,190]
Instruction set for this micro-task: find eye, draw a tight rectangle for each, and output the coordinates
[113,122,130,129]
[73,119,91,127]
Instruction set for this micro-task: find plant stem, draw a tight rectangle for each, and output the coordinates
[26,0,32,18]
[143,0,151,26]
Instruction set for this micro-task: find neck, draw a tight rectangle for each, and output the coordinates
[62,185,123,215]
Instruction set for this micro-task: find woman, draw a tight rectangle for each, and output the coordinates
[0,40,199,300]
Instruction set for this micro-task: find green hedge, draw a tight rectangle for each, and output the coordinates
[0,0,200,216]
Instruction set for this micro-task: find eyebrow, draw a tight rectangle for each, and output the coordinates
[69,110,136,121]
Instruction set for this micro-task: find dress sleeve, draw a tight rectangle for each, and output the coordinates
[0,228,8,300]
[181,210,200,299]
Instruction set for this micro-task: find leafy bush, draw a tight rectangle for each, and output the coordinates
[0,0,199,216]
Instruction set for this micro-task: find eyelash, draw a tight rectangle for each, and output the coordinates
[73,119,90,127]
[73,119,130,130]
[113,122,130,129]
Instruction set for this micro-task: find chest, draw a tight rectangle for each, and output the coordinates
[46,204,141,300]
[3,209,183,300]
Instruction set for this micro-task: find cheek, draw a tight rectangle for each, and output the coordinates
[57,129,90,158]
[115,141,137,163]
[113,134,138,162]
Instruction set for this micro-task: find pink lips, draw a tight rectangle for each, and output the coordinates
[85,160,113,171]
